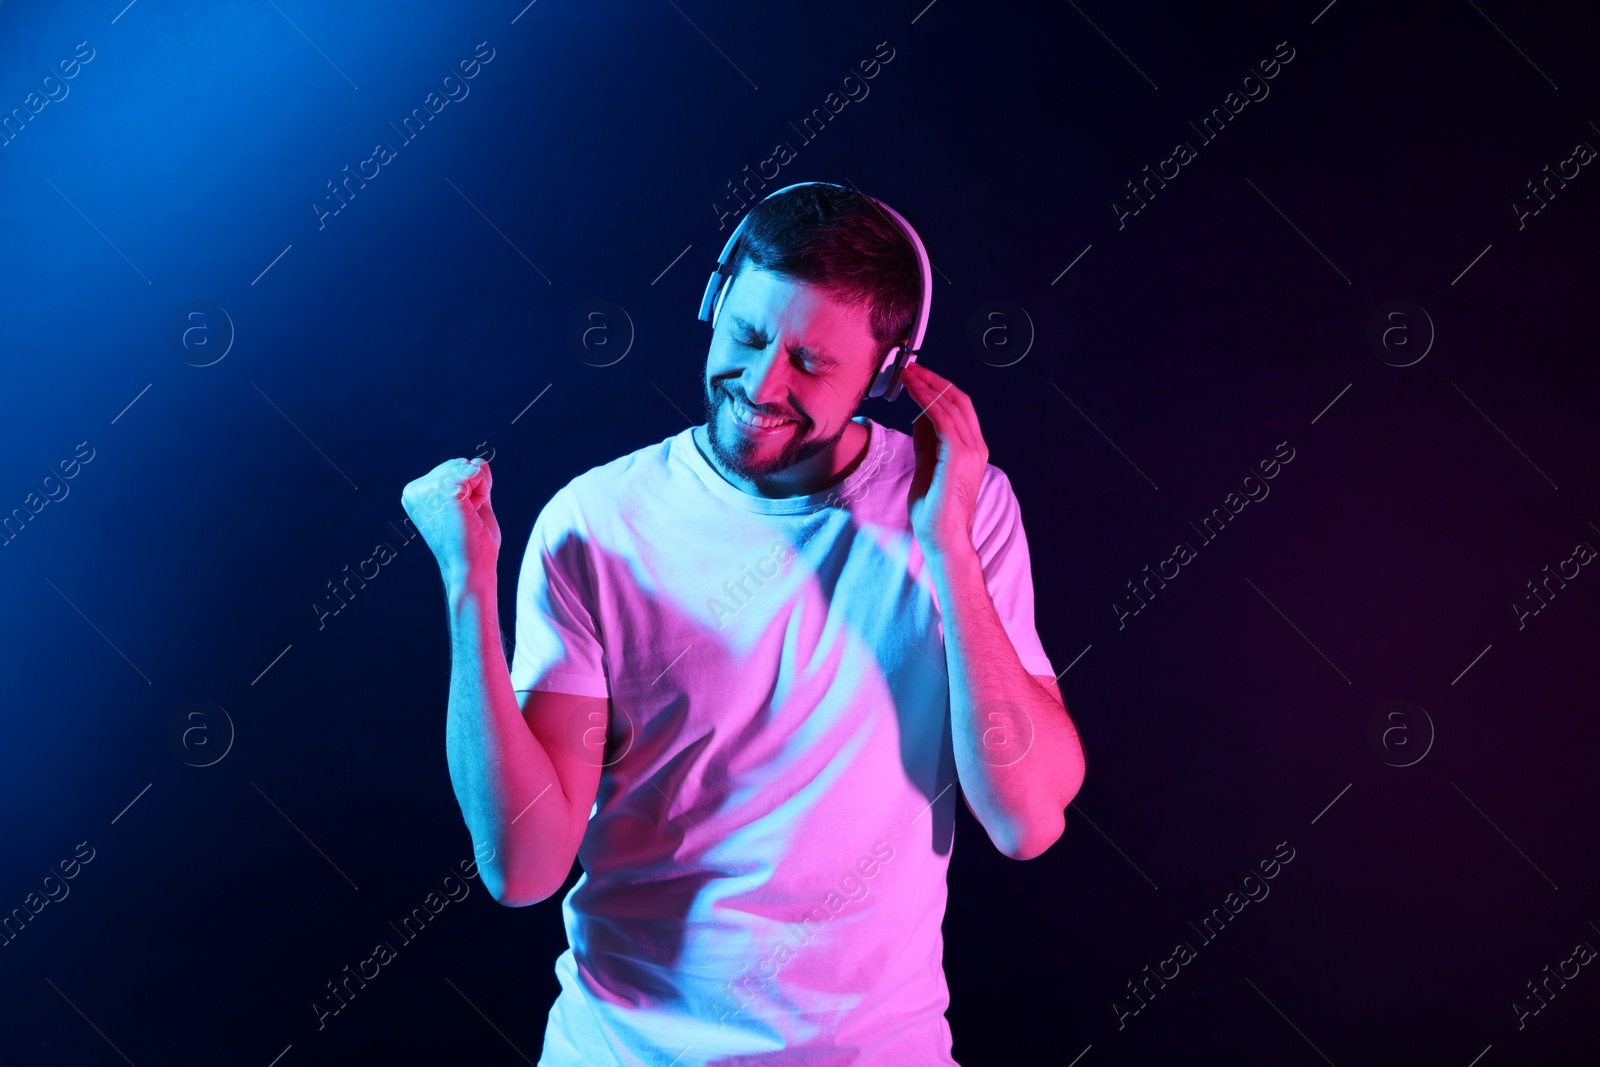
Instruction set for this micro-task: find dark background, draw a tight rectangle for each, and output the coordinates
[2,1,1597,1063]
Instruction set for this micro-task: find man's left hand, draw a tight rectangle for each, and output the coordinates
[901,362,989,564]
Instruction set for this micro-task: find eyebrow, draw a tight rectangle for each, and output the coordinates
[728,315,841,367]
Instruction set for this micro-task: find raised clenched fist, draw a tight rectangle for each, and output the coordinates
[401,456,501,592]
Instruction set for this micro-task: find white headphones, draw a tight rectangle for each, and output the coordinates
[696,181,933,403]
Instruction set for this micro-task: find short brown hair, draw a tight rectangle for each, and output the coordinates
[726,184,923,359]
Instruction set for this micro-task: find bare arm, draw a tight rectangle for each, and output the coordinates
[896,361,1085,862]
[405,457,603,907]
[444,572,599,905]
[929,544,1085,861]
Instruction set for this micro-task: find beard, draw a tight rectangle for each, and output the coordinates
[700,378,858,482]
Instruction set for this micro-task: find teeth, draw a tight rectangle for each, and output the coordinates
[730,397,793,429]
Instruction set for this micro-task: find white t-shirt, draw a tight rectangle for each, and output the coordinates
[510,415,1054,1066]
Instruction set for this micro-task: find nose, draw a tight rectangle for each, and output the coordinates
[734,340,796,415]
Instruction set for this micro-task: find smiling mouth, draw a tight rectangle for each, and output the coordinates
[726,393,798,431]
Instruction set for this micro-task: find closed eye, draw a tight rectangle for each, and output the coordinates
[735,334,827,374]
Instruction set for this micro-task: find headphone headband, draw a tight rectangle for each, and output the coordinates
[697,181,932,402]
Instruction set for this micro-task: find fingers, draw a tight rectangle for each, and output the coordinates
[398,458,503,574]
[441,456,490,501]
[902,364,982,454]
[909,365,980,441]
[404,458,493,513]
[462,456,491,498]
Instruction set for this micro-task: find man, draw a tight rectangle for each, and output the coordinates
[402,184,1085,1065]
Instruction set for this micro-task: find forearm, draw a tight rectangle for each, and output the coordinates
[443,574,574,902]
[928,546,1085,860]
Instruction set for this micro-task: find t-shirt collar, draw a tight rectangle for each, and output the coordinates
[678,416,880,515]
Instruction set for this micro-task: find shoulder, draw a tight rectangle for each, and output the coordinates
[860,417,1020,510]
[867,418,1015,485]
[520,435,677,569]
[552,430,682,516]
[974,461,1022,532]
[978,458,1016,499]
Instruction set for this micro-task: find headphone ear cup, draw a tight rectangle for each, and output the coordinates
[868,346,902,398]
[698,267,724,323]
[887,350,916,402]
[709,277,730,329]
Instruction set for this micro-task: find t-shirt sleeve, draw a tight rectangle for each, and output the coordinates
[971,466,1056,678]
[509,485,611,698]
